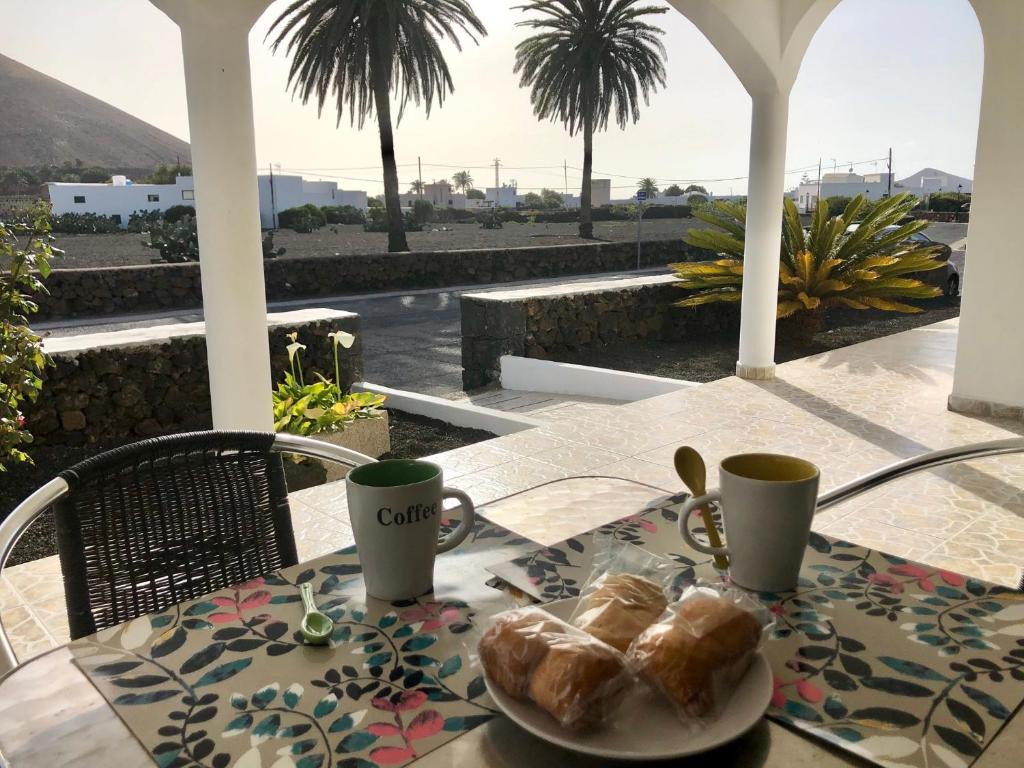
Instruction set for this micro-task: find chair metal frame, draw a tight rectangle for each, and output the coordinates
[0,432,374,674]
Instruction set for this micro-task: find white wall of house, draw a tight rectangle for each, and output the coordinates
[485,185,523,208]
[794,172,895,212]
[47,175,196,225]
[257,175,367,228]
[48,174,367,228]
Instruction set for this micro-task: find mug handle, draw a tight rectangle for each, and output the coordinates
[436,488,476,553]
[678,491,730,557]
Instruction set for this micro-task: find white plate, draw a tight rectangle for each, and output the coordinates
[483,599,773,761]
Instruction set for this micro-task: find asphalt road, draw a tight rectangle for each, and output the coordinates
[36,269,668,396]
[35,222,968,397]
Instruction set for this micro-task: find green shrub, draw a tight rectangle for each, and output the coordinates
[434,207,476,224]
[412,199,435,225]
[320,204,365,225]
[51,212,121,234]
[163,204,195,224]
[1,203,56,470]
[927,191,970,212]
[364,207,422,233]
[466,188,486,200]
[144,215,199,262]
[824,196,853,217]
[127,209,163,233]
[278,203,326,232]
[262,231,286,259]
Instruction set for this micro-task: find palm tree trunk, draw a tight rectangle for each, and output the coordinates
[371,65,409,253]
[579,114,594,239]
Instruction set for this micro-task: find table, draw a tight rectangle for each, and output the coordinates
[1,478,1022,767]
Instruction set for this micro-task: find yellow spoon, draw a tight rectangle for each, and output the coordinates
[674,446,729,571]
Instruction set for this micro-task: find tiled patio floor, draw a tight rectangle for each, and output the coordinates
[4,317,1022,663]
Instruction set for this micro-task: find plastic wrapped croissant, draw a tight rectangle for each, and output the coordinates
[478,606,633,731]
[626,583,772,720]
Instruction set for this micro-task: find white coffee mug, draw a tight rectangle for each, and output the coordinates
[678,453,820,593]
[346,459,476,600]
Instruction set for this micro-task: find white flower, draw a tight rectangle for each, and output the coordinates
[328,330,356,349]
[286,341,306,365]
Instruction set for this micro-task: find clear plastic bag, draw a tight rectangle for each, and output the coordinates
[568,536,677,652]
[626,581,774,722]
[477,606,635,731]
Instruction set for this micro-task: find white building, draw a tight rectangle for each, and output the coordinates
[47,174,367,229]
[257,175,367,228]
[897,167,973,195]
[793,171,895,213]
[485,184,523,208]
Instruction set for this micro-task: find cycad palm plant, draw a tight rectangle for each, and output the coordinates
[514,0,667,238]
[269,0,486,253]
[638,177,659,198]
[673,193,944,336]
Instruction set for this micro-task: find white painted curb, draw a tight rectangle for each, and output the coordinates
[499,355,697,401]
[353,382,541,436]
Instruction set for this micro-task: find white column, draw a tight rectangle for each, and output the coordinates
[736,90,790,380]
[151,0,274,430]
[950,1,1024,417]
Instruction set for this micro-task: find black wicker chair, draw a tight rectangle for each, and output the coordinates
[0,431,373,672]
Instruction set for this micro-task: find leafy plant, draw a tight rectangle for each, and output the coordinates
[673,193,945,334]
[262,231,286,259]
[162,204,195,224]
[451,170,474,193]
[664,184,684,197]
[320,204,365,225]
[143,215,200,262]
[146,163,193,184]
[412,199,435,226]
[515,0,667,238]
[269,0,486,253]
[273,330,386,437]
[51,211,121,234]
[364,207,422,233]
[278,203,326,233]
[1,202,59,470]
[638,178,659,198]
[127,209,163,233]
[466,188,486,200]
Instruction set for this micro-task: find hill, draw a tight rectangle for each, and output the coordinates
[897,167,973,194]
[0,54,190,168]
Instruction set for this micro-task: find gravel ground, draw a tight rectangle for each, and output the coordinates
[1,409,494,566]
[554,298,961,382]
[49,218,708,269]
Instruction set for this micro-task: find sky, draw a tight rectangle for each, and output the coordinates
[1,0,983,197]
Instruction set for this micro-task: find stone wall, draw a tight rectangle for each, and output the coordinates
[461,277,739,389]
[24,310,362,446]
[35,239,704,321]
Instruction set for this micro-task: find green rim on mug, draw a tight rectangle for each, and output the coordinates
[348,459,441,488]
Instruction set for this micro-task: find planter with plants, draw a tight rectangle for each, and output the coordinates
[672,193,945,341]
[273,330,389,491]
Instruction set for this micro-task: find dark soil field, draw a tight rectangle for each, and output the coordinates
[50,218,708,269]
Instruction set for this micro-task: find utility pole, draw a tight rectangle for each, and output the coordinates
[268,163,277,229]
[418,156,423,198]
[816,158,822,212]
[494,158,501,191]
[886,147,893,197]
[564,160,568,195]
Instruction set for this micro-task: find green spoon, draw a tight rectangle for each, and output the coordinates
[299,582,333,646]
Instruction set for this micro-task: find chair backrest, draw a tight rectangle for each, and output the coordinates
[54,431,298,639]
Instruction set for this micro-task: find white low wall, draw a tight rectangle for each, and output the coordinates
[499,356,697,401]
[352,382,540,436]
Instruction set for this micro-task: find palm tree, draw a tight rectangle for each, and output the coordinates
[452,170,474,193]
[514,0,667,238]
[638,177,659,198]
[268,1,486,253]
[409,179,425,196]
[672,193,944,338]
[683,183,709,196]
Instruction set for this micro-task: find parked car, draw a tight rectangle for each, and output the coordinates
[846,224,959,298]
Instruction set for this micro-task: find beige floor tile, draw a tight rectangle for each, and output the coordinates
[817,517,940,562]
[589,457,681,492]
[531,444,624,473]
[2,604,57,663]
[424,443,516,481]
[489,428,569,458]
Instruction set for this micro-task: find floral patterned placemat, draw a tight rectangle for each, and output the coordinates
[488,495,1024,768]
[70,519,535,768]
